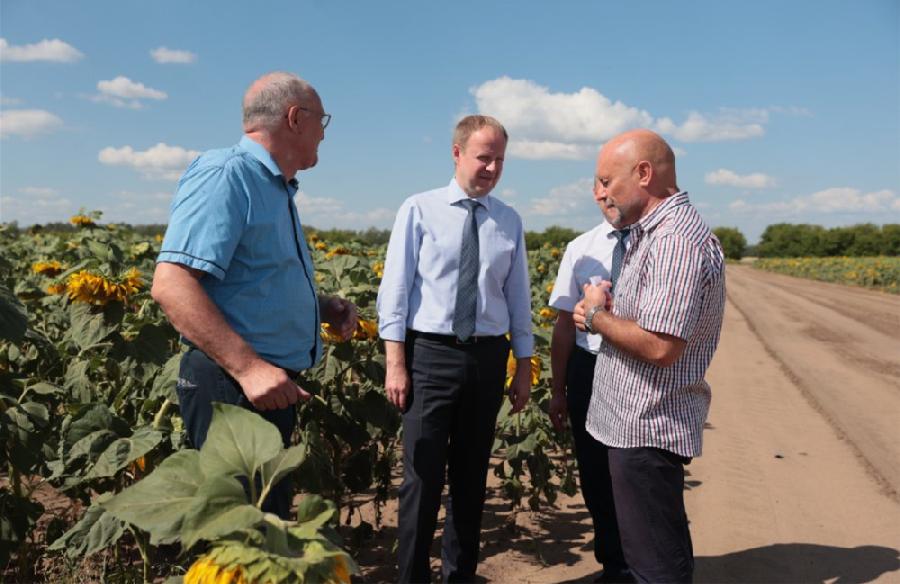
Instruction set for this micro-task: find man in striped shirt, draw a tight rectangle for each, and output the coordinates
[574,129,725,583]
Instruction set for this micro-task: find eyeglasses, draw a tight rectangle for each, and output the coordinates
[294,106,331,130]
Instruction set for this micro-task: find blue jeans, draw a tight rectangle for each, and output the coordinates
[176,347,296,519]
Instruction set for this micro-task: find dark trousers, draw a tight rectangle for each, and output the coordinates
[398,333,509,583]
[608,447,694,583]
[176,347,297,519]
[566,347,628,574]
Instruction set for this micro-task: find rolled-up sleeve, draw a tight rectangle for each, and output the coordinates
[504,220,534,358]
[377,199,420,342]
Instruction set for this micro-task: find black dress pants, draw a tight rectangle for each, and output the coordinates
[176,347,297,520]
[608,447,694,583]
[566,347,628,575]
[397,333,508,583]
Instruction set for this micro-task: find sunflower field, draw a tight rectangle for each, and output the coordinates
[753,256,900,293]
[0,215,573,582]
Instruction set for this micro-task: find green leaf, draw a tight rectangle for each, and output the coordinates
[150,351,182,403]
[128,323,170,365]
[260,445,306,502]
[0,285,27,344]
[0,489,44,566]
[179,475,263,549]
[102,449,203,545]
[68,303,115,350]
[48,496,126,559]
[85,426,163,479]
[63,359,93,402]
[294,494,337,530]
[199,403,282,481]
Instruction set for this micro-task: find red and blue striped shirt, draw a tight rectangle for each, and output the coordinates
[586,192,725,457]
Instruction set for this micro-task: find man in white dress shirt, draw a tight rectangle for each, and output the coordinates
[377,115,534,583]
[548,210,632,582]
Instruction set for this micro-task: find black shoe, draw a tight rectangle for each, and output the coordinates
[594,568,635,584]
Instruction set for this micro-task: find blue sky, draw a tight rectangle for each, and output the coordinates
[1,0,898,243]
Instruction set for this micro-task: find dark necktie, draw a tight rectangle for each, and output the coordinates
[452,199,480,341]
[609,227,631,293]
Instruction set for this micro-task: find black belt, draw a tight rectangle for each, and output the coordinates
[409,330,505,346]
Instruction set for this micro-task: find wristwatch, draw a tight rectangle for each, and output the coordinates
[585,304,605,334]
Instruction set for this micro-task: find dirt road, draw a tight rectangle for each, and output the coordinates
[355,265,900,583]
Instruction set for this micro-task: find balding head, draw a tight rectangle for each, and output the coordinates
[602,129,677,196]
[242,72,318,132]
[593,129,679,228]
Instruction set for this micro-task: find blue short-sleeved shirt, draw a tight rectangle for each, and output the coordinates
[158,135,321,371]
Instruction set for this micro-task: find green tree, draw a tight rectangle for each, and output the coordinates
[713,227,747,260]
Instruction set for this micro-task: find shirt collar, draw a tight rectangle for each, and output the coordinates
[446,178,492,211]
[634,191,690,235]
[239,135,299,192]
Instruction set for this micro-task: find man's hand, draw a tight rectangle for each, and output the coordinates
[573,281,612,331]
[385,363,411,411]
[235,360,311,411]
[509,359,531,414]
[320,296,358,340]
[548,391,568,432]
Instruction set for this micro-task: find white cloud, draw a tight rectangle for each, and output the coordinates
[295,192,395,229]
[0,191,75,224]
[98,143,199,180]
[100,191,173,224]
[509,141,598,160]
[150,46,197,64]
[730,188,899,215]
[705,169,776,189]
[92,76,167,109]
[528,178,595,217]
[655,110,766,142]
[0,37,84,62]
[470,77,781,159]
[19,186,59,197]
[0,109,63,138]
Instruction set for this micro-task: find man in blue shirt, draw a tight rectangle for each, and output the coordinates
[377,115,534,582]
[152,71,357,519]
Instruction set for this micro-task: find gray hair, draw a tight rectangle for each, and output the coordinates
[242,72,316,130]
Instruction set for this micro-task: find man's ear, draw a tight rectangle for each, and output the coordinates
[452,143,462,166]
[637,160,653,187]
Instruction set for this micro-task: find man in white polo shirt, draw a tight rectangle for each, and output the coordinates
[548,211,632,582]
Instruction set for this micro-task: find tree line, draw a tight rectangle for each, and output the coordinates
[6,221,898,260]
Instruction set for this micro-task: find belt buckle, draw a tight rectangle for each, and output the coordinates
[455,336,475,345]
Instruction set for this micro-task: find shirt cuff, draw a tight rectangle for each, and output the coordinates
[378,320,408,343]
[157,251,226,280]
[510,334,534,359]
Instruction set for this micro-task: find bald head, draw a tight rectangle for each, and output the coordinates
[602,129,677,195]
[593,129,680,228]
[242,72,318,132]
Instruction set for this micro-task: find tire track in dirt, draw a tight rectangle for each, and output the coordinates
[724,265,900,501]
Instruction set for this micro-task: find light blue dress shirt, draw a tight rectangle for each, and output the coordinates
[377,179,534,358]
[157,135,322,371]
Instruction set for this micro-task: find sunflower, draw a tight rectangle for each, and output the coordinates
[66,268,144,305]
[70,214,95,227]
[372,261,384,279]
[47,283,67,295]
[315,241,328,251]
[184,556,248,584]
[539,307,556,320]
[320,323,345,343]
[505,354,542,388]
[352,318,379,341]
[325,246,352,259]
[32,260,65,276]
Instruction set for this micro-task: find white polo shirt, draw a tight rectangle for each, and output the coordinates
[548,221,621,354]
